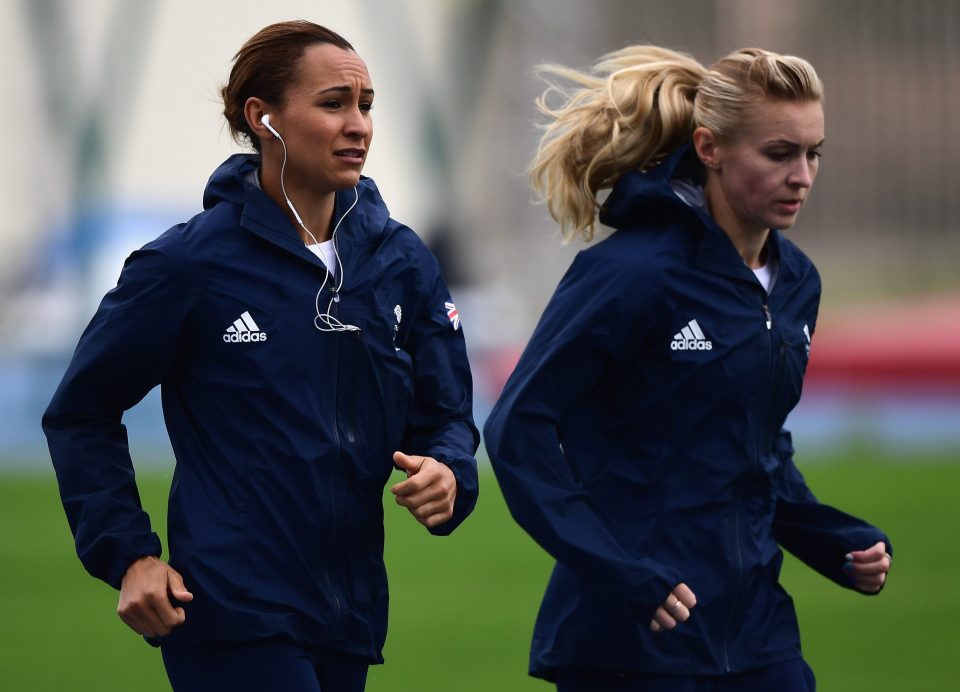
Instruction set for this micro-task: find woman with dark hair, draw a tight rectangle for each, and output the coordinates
[484,45,892,691]
[43,20,479,691]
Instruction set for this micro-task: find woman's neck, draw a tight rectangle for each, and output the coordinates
[722,224,769,269]
[704,181,769,269]
[260,161,336,244]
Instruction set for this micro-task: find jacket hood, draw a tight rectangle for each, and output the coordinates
[201,153,392,244]
[599,144,703,230]
[202,153,261,209]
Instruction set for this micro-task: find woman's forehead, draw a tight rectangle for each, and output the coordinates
[293,43,372,93]
[742,99,824,144]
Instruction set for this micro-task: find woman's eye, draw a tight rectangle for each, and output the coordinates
[765,151,790,162]
[360,102,374,112]
[323,100,341,109]
[808,149,823,161]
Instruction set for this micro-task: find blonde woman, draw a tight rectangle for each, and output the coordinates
[484,47,892,691]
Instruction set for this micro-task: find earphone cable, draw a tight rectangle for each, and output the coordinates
[275,133,360,333]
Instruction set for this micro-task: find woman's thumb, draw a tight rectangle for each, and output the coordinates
[393,451,422,474]
[168,568,194,601]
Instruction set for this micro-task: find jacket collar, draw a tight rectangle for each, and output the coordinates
[602,145,807,288]
[202,154,391,271]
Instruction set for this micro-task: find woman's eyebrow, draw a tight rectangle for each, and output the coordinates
[317,85,375,95]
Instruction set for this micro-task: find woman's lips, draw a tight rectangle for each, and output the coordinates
[335,149,365,164]
[778,199,802,214]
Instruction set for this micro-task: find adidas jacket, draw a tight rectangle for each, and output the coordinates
[43,154,479,662]
[483,146,891,679]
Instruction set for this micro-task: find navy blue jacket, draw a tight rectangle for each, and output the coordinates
[43,154,479,662]
[484,147,890,679]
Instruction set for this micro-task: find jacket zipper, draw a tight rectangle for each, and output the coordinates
[756,304,775,461]
[722,300,774,672]
[322,277,343,640]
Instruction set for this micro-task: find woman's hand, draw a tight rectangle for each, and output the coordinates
[650,583,697,632]
[117,556,193,638]
[391,452,457,529]
[843,541,892,593]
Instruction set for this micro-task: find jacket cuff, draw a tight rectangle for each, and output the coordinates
[102,533,163,590]
[426,447,478,536]
[629,564,685,618]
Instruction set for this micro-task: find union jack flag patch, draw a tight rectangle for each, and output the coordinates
[444,301,460,330]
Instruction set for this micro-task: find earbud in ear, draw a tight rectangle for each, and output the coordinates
[261,114,281,139]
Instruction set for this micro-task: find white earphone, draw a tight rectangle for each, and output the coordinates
[260,113,282,140]
[259,113,361,334]
[260,114,304,227]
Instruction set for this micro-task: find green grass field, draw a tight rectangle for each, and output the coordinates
[1,449,956,691]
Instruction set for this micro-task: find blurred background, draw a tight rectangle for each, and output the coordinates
[1,0,957,690]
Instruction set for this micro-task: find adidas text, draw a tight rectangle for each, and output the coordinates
[223,332,268,343]
[671,338,712,351]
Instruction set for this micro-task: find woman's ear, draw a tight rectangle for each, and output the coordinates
[693,127,721,171]
[243,97,273,140]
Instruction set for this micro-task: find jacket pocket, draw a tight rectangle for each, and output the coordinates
[778,336,809,414]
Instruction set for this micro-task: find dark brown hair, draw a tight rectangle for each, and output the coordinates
[221,20,354,152]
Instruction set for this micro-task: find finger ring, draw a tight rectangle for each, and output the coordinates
[670,600,683,614]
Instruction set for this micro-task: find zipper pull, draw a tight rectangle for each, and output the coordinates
[762,304,772,330]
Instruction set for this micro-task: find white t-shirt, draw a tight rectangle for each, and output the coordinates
[307,241,336,273]
[753,262,774,293]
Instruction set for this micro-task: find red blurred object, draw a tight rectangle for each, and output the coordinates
[806,293,960,390]
[474,345,524,401]
[474,294,960,402]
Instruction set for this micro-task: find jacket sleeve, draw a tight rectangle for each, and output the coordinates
[772,429,893,592]
[483,251,682,613]
[400,243,480,536]
[42,233,199,589]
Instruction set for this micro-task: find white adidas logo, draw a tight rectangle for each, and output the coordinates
[670,318,712,351]
[223,311,268,343]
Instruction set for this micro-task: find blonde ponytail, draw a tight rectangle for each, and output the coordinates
[529,46,705,242]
